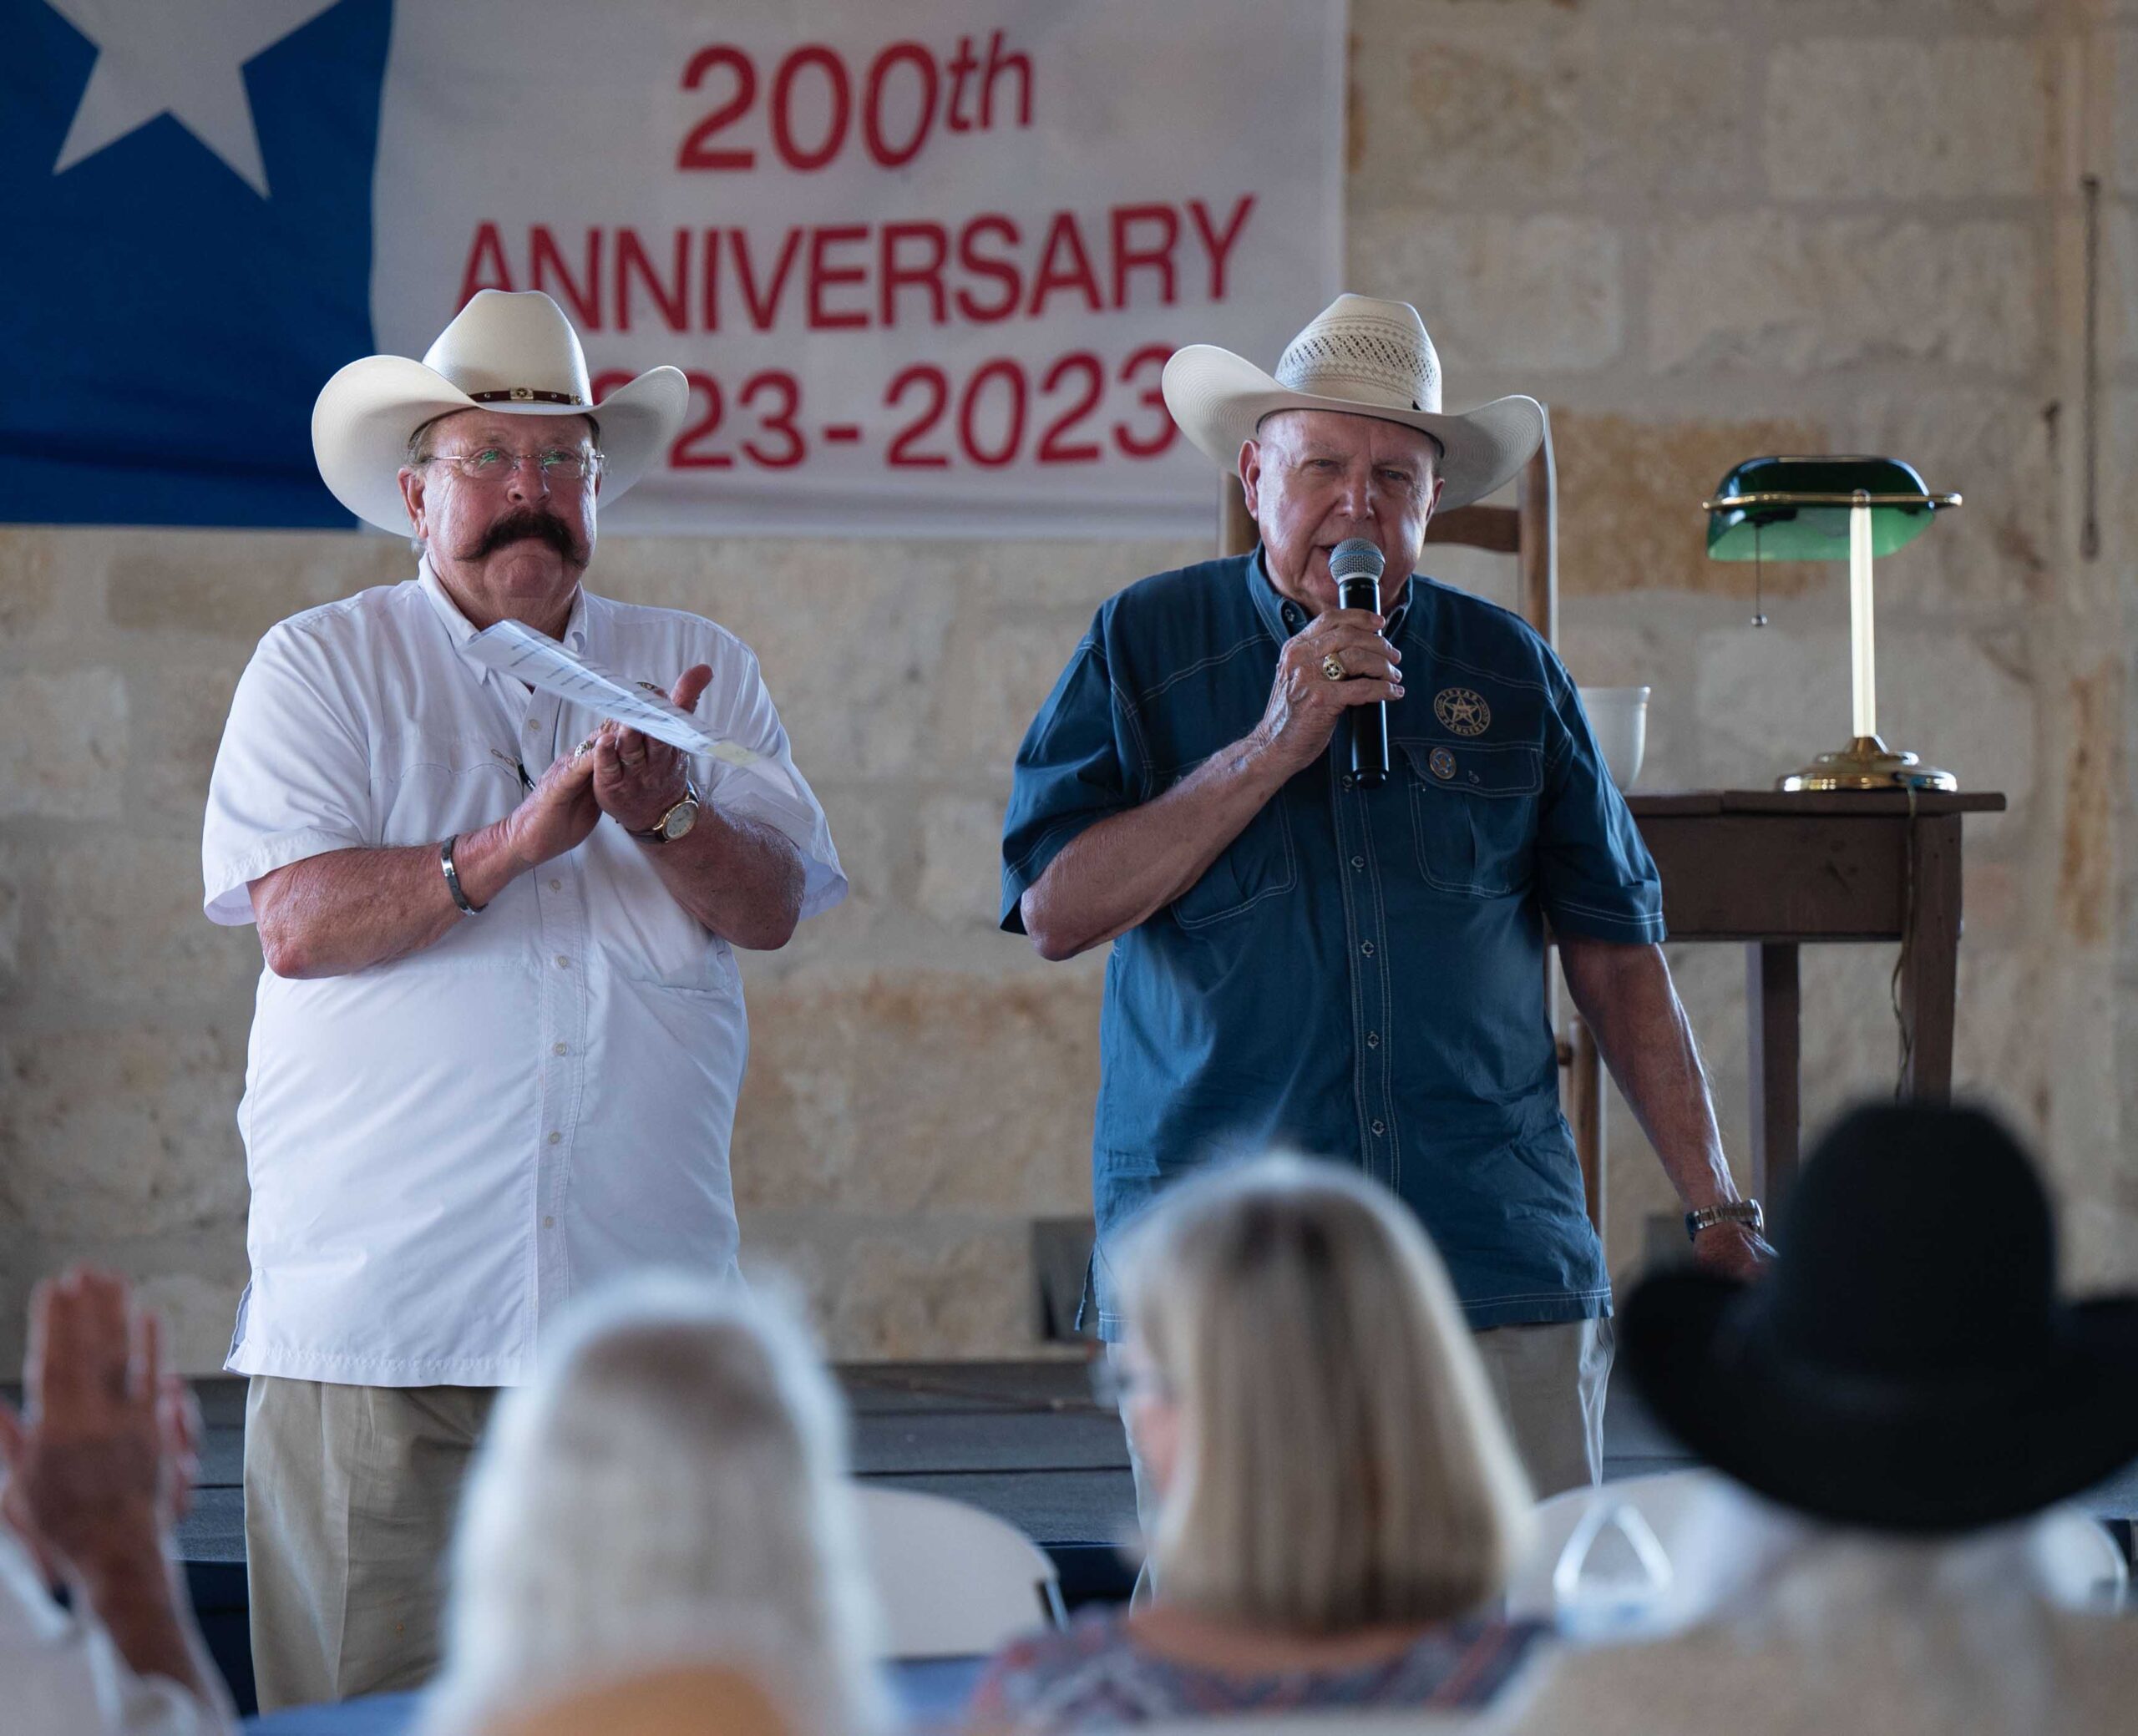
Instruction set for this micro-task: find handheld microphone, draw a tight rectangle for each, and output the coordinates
[1330,538,1390,788]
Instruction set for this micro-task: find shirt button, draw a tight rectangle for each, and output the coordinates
[555,954,570,969]
[543,1215,555,1228]
[1341,774,1355,790]
[1360,941,1376,957]
[1367,1031,1381,1049]
[524,718,538,733]
[548,1131,562,1146]
[1351,855,1365,869]
[552,1042,568,1056]
[549,878,562,892]
[1370,1119,1386,1136]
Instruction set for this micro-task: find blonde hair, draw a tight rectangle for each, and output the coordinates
[1117,1154,1534,1632]
[419,1274,884,1736]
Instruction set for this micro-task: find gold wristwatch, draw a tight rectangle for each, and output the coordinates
[631,778,701,845]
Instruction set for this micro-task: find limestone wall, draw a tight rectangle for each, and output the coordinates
[3,0,2132,1369]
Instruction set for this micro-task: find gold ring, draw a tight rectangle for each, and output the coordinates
[1321,653,1345,683]
[573,735,599,757]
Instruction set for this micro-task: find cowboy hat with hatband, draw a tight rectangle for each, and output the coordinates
[1161,294,1546,512]
[312,290,689,534]
[1623,1101,2138,1536]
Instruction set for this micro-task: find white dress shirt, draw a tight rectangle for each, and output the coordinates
[202,566,844,1386]
[0,1527,235,1735]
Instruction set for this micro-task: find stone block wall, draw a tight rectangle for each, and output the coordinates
[2,0,2131,1368]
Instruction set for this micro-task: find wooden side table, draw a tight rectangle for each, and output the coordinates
[1618,790,2007,1217]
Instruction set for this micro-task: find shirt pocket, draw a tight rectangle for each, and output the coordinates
[1401,740,1543,897]
[376,731,524,843]
[1168,775,1298,929]
[597,830,729,993]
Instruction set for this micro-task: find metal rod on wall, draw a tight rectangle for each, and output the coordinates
[2081,174,2100,561]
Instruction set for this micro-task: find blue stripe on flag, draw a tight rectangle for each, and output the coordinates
[0,0,393,527]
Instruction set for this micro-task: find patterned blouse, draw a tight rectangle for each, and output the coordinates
[966,1607,1547,1730]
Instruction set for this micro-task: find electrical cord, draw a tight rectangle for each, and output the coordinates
[1889,784,1919,1094]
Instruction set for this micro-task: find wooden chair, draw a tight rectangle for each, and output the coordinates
[1216,411,1608,1232]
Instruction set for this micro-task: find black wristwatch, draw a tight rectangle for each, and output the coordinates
[1685,1200,1764,1243]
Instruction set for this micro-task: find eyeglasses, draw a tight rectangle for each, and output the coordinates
[425,447,605,485]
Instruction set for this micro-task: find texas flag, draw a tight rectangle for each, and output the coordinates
[2,0,1341,537]
[3,0,391,525]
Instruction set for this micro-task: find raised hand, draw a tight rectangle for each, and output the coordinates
[0,1268,225,1705]
[0,1268,169,1582]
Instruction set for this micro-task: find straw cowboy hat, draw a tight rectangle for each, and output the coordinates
[1162,295,1545,511]
[1624,1102,2138,1535]
[312,290,689,534]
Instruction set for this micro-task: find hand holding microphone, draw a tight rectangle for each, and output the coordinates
[1251,539,1403,782]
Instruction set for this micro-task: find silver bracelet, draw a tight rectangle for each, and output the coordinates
[1685,1199,1763,1243]
[440,835,481,915]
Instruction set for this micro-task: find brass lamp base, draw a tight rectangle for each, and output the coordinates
[1779,735,1957,792]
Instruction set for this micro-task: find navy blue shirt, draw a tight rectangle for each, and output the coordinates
[1000,553,1665,1337]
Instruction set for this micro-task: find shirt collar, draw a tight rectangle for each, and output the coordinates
[418,558,590,670]
[1244,546,1413,642]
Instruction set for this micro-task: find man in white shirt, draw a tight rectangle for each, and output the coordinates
[201,291,845,1710]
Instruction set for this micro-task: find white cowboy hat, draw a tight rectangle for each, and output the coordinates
[312,289,689,534]
[1162,295,1545,511]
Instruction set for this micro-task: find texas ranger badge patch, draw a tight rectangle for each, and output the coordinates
[1433,688,1491,736]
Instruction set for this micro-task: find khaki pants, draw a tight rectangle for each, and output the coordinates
[244,1378,499,1713]
[1471,1317,1614,1500]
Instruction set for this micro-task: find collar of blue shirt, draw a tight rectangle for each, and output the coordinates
[1244,546,1412,645]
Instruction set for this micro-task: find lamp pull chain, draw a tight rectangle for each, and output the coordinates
[1750,522,1766,627]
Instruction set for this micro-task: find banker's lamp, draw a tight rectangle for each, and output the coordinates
[1704,455,1962,792]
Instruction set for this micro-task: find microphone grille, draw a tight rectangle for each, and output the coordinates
[1329,539,1386,585]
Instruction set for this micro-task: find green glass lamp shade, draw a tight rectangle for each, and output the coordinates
[1705,454,1958,561]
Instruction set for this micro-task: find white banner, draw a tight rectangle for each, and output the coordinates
[371,0,1345,539]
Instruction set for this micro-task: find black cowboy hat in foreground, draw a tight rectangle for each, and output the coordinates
[1622,1101,2138,1535]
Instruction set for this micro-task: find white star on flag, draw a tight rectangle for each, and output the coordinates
[46,0,345,198]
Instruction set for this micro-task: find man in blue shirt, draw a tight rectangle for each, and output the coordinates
[1001,296,1770,1496]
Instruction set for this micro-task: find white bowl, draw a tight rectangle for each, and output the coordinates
[1580,686,1650,789]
